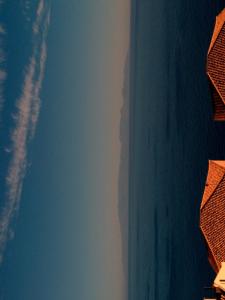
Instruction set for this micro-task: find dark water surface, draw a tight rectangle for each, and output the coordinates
[129,1,225,300]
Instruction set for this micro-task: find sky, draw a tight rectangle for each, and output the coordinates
[0,1,131,299]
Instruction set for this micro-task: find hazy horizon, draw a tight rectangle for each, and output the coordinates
[0,1,131,299]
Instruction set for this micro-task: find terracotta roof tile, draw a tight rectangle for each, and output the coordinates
[200,161,225,272]
[207,9,225,120]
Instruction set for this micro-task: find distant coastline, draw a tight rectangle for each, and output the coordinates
[118,51,130,288]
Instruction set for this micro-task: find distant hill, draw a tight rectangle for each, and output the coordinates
[118,52,130,285]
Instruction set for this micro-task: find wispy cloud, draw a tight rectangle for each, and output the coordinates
[30,10,50,138]
[0,25,5,35]
[33,0,46,34]
[0,0,51,263]
[0,23,6,115]
[0,4,7,116]
[37,0,45,17]
[0,69,6,113]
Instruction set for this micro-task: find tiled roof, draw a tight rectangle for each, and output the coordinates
[201,161,225,209]
[200,161,225,272]
[207,9,225,120]
[208,9,225,54]
[211,82,225,120]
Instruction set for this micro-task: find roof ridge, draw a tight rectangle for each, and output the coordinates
[200,161,225,210]
[208,9,225,54]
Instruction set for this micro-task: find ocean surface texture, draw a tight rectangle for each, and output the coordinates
[129,1,225,300]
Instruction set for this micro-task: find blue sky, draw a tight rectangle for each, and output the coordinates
[0,1,130,299]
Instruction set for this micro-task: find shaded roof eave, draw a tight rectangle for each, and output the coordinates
[200,223,219,272]
[207,72,225,105]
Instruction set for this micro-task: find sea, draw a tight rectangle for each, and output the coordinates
[129,1,225,300]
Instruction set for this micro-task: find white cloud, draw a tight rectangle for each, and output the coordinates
[0,22,6,113]
[0,69,6,112]
[33,0,47,34]
[0,0,51,262]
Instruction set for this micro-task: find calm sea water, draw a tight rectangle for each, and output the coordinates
[129,1,225,300]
